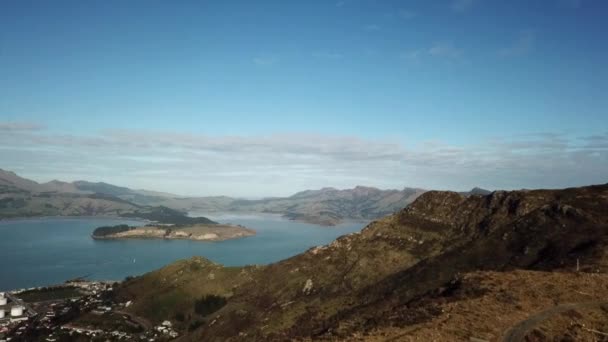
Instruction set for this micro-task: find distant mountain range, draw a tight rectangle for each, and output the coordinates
[0,169,491,225]
[0,169,140,218]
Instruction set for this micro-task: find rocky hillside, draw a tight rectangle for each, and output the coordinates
[107,183,608,341]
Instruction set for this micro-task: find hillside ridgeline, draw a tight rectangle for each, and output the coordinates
[107,183,608,341]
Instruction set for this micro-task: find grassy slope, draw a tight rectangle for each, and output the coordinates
[360,270,608,341]
[0,192,140,218]
[183,183,608,341]
[113,257,263,330]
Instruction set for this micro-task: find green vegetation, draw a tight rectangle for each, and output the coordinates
[121,206,217,225]
[188,319,204,331]
[113,256,261,328]
[72,181,134,197]
[0,197,27,209]
[18,286,82,302]
[194,295,227,317]
[92,224,135,237]
[72,312,143,334]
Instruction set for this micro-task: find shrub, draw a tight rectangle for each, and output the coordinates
[194,295,227,317]
[188,319,204,331]
[92,224,134,237]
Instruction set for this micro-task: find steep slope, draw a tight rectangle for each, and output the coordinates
[39,180,85,193]
[0,170,219,221]
[73,180,177,199]
[0,192,141,218]
[73,180,136,197]
[0,169,42,193]
[151,183,608,341]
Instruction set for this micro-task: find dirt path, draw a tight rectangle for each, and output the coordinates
[115,310,154,331]
[502,301,607,342]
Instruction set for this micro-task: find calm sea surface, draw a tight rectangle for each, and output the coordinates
[0,214,366,291]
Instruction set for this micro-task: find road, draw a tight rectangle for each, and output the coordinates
[115,310,153,331]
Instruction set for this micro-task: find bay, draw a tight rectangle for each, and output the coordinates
[0,214,366,291]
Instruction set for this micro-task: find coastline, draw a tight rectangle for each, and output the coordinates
[0,215,151,224]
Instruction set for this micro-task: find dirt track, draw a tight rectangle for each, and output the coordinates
[502,301,607,342]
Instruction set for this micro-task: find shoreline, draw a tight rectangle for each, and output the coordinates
[192,210,371,227]
[91,233,256,242]
[0,215,151,223]
[0,212,371,228]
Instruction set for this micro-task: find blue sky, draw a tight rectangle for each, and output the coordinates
[1,0,607,196]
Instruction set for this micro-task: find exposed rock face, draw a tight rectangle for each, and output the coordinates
[302,279,313,295]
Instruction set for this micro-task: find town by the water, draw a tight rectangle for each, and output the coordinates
[0,279,177,342]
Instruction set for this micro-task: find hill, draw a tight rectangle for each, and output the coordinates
[0,169,427,225]
[106,183,608,341]
[0,170,216,224]
[226,185,426,225]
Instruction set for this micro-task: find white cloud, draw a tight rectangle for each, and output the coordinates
[0,122,45,131]
[0,123,606,197]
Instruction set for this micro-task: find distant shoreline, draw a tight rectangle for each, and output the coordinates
[0,215,151,223]
[0,212,370,228]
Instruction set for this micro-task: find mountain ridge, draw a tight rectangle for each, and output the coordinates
[103,182,608,341]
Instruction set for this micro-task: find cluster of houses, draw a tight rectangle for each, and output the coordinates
[156,320,179,339]
[1,282,180,341]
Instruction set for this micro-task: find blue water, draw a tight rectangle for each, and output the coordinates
[0,214,366,291]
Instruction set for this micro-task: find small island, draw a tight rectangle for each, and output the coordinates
[92,223,256,242]
[92,207,255,242]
